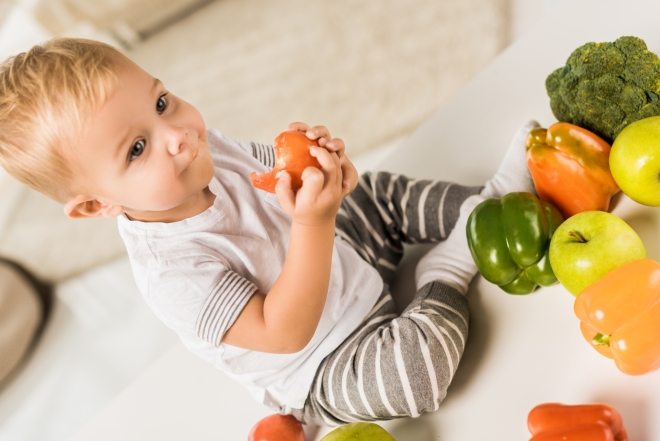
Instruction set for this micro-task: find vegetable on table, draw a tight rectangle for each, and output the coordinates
[466,192,563,295]
[250,130,321,193]
[528,403,627,441]
[574,258,660,376]
[525,122,619,219]
[546,36,660,144]
[248,414,304,441]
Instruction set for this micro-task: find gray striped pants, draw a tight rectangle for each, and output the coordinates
[291,171,482,426]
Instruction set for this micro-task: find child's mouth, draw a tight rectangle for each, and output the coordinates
[179,148,198,176]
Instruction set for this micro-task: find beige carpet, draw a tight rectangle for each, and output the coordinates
[128,0,510,155]
[0,0,510,282]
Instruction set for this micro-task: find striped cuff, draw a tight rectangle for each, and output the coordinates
[196,271,258,347]
[251,142,276,169]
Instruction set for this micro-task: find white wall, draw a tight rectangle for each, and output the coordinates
[510,0,555,41]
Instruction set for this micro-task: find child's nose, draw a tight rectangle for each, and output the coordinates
[164,124,189,155]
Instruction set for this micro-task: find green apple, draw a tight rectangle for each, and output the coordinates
[320,422,396,441]
[610,116,660,206]
[549,211,646,295]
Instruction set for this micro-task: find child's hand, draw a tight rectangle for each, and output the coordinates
[275,143,343,227]
[287,122,359,197]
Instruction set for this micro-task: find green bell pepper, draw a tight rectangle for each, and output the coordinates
[466,192,564,295]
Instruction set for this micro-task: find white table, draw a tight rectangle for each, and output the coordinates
[69,1,660,440]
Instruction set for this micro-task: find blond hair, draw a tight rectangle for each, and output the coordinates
[0,38,123,203]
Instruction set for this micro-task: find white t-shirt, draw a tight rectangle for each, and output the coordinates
[117,128,383,411]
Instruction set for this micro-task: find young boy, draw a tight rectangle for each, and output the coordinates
[0,38,536,426]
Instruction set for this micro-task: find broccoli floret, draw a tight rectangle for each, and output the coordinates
[546,36,660,143]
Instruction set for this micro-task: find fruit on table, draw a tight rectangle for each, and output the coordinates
[525,122,619,218]
[528,403,627,441]
[248,414,304,441]
[466,192,563,294]
[320,422,396,441]
[250,130,321,193]
[575,258,660,375]
[610,116,660,206]
[548,211,646,296]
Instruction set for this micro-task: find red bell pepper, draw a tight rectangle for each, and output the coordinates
[248,414,304,441]
[250,130,321,193]
[528,403,627,441]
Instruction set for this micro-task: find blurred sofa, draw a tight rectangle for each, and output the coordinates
[0,182,127,284]
[0,176,178,441]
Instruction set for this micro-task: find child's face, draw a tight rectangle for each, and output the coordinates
[65,56,215,222]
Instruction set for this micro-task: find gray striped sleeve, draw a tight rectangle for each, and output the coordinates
[195,271,258,347]
[250,142,276,169]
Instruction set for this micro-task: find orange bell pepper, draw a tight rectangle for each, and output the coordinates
[574,258,660,375]
[525,122,619,219]
[528,403,627,441]
[250,130,321,193]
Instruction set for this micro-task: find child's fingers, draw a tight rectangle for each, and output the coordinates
[274,171,295,213]
[310,146,341,186]
[287,122,310,133]
[340,157,358,197]
[299,166,325,196]
[307,126,331,144]
[325,137,345,153]
[309,145,333,164]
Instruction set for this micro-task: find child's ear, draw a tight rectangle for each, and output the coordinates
[63,195,124,219]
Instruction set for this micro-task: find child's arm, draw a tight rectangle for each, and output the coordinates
[222,129,344,353]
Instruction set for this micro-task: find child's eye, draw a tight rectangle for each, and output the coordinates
[129,139,145,162]
[156,94,168,114]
